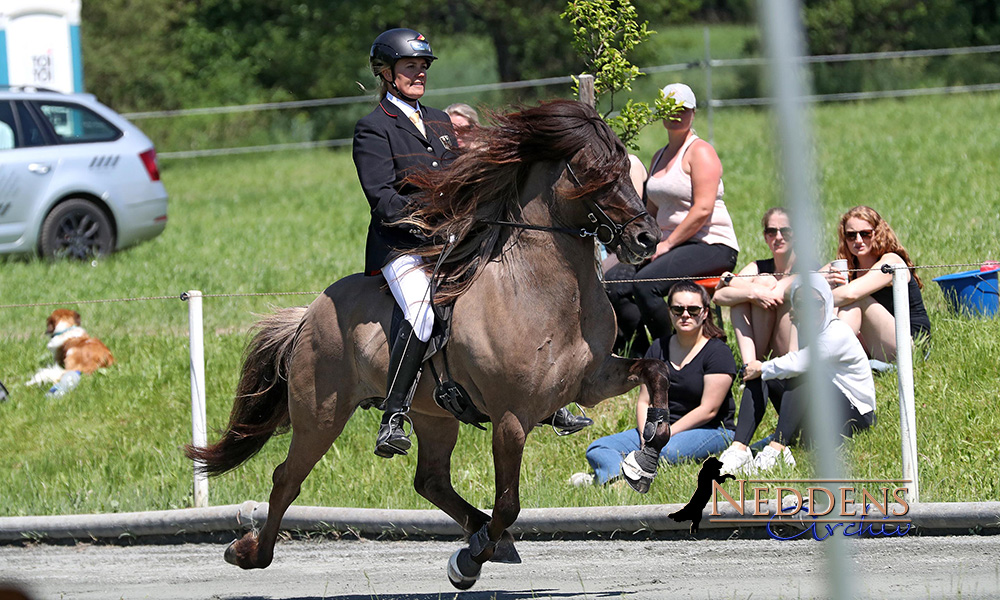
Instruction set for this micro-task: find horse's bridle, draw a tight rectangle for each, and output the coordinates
[481,162,648,251]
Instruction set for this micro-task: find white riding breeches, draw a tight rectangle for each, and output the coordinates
[382,254,435,342]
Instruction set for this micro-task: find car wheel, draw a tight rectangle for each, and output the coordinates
[39,198,116,260]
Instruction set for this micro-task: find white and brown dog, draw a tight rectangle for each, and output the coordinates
[26,309,115,386]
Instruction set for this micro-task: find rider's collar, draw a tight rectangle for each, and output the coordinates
[386,93,421,120]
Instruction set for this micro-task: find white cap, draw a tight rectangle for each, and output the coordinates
[661,83,696,109]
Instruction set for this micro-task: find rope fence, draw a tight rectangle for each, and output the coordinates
[0,261,990,310]
[599,261,988,286]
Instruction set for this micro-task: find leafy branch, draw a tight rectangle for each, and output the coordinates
[561,0,683,150]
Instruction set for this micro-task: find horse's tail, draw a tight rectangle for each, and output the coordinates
[185,306,307,476]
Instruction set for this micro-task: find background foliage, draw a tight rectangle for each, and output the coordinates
[80,0,1000,113]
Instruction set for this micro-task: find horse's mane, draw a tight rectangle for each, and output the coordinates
[404,99,631,304]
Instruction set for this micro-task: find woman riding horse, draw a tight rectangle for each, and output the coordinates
[187,100,670,589]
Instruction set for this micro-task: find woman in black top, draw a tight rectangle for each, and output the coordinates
[824,205,931,362]
[713,207,798,363]
[574,280,737,485]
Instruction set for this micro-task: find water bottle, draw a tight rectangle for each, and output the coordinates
[47,370,81,397]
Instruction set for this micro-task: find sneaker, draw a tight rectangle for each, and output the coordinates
[753,445,796,472]
[718,445,754,475]
[869,359,896,375]
[568,472,595,486]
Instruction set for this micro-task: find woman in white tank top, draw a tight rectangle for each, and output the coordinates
[606,83,740,354]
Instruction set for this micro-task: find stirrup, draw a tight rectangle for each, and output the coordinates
[374,412,413,458]
[546,406,594,436]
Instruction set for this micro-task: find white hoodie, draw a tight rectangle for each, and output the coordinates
[760,273,876,416]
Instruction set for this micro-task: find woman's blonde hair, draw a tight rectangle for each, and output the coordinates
[836,205,922,288]
[445,103,480,127]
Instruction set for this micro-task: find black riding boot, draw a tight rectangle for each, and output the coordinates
[375,321,429,458]
[539,406,593,435]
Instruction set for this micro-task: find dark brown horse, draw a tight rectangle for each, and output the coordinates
[186,100,672,589]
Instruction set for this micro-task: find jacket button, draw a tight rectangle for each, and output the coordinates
[426,146,433,152]
[432,161,439,167]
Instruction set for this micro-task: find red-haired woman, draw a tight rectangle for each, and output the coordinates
[825,206,930,362]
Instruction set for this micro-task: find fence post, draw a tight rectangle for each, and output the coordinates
[890,266,920,503]
[183,289,209,508]
[578,74,595,108]
[704,26,714,144]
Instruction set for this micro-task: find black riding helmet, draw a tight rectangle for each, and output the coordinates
[369,28,437,78]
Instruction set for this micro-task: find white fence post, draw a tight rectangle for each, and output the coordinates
[890,266,920,503]
[703,26,714,144]
[184,289,209,508]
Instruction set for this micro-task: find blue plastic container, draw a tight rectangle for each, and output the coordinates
[932,267,999,317]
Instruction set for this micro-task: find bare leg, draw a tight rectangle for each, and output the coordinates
[770,301,796,355]
[839,297,900,361]
[731,302,759,363]
[855,297,900,362]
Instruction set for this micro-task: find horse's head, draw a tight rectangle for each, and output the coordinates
[554,138,660,265]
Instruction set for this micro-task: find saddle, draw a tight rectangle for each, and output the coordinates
[389,299,490,429]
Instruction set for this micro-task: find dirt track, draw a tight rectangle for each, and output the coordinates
[2,535,999,599]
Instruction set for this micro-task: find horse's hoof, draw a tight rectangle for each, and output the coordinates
[448,548,481,590]
[223,538,242,566]
[621,449,657,494]
[490,531,521,564]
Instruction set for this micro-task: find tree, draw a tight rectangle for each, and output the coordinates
[561,0,682,149]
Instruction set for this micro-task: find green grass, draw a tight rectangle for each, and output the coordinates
[1,92,999,517]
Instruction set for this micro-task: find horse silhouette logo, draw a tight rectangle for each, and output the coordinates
[669,456,734,533]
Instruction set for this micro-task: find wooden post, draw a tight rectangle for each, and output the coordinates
[578,74,595,108]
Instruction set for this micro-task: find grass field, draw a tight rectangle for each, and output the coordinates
[1,91,999,518]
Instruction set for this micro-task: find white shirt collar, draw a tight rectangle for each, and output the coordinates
[386,93,421,119]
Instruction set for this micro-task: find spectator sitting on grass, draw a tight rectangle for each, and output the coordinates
[728,273,876,475]
[570,280,737,486]
[714,207,798,472]
[822,205,931,365]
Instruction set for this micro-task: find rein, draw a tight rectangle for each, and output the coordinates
[481,162,647,251]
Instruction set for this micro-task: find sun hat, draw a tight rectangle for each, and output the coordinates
[661,83,697,109]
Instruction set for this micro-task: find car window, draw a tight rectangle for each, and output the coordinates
[16,102,47,147]
[35,101,122,144]
[0,101,15,150]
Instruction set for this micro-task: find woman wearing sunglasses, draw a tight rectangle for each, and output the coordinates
[570,280,737,486]
[714,207,798,363]
[714,207,799,474]
[824,205,930,363]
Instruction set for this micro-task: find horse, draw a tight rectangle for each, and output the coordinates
[185,100,673,589]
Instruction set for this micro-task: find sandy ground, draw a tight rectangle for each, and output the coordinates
[2,535,999,599]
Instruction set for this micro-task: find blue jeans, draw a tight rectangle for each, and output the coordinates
[585,426,735,485]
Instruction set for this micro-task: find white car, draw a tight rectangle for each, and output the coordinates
[0,87,168,259]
